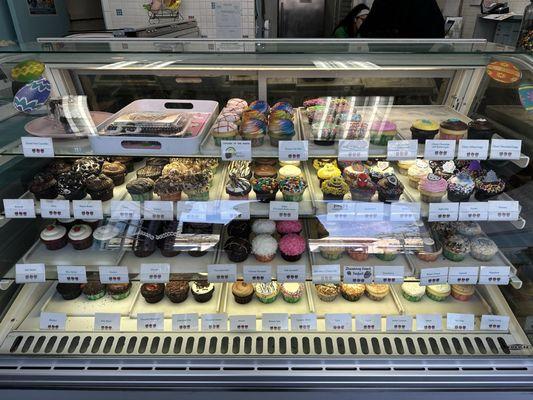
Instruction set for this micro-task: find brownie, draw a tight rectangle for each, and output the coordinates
[29,172,58,200]
[226,220,251,239]
[57,171,86,200]
[157,220,181,257]
[102,161,127,186]
[137,165,162,181]
[56,283,82,300]
[145,157,170,167]
[224,237,251,263]
[165,281,190,303]
[133,220,161,258]
[86,174,114,201]
[140,283,165,303]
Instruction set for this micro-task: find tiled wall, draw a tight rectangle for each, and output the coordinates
[101,0,256,38]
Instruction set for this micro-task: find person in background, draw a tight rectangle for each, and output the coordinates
[358,0,445,38]
[333,4,370,38]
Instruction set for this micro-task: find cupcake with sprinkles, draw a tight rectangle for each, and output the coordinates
[251,177,279,202]
[474,170,505,200]
[279,233,306,262]
[279,176,307,202]
[276,220,303,235]
[447,172,475,202]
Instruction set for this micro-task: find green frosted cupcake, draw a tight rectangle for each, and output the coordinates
[254,282,279,303]
[82,282,106,301]
[426,284,451,302]
[401,282,425,302]
[319,246,344,260]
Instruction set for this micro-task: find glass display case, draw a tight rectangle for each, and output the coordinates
[0,38,531,397]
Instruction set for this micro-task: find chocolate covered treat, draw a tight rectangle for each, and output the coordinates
[86,174,114,201]
[141,283,165,303]
[29,172,58,200]
[165,281,190,303]
[57,171,86,200]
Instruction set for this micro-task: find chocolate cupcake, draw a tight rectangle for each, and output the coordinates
[86,174,114,201]
[56,283,82,300]
[46,159,72,177]
[165,281,190,303]
[29,172,58,200]
[82,282,106,300]
[126,178,154,201]
[468,118,494,140]
[141,283,165,303]
[73,158,101,178]
[107,283,132,300]
[224,237,251,263]
[226,220,251,239]
[157,220,180,257]
[439,118,468,141]
[68,224,93,250]
[137,165,163,181]
[111,156,134,173]
[102,161,127,186]
[40,224,68,250]
[191,281,215,303]
[145,157,170,167]
[57,171,86,200]
[231,282,254,304]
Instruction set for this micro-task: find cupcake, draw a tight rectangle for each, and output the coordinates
[136,165,162,181]
[474,170,505,200]
[279,177,307,202]
[252,234,278,262]
[212,120,238,146]
[410,119,439,143]
[225,174,252,200]
[464,160,486,181]
[279,234,306,262]
[439,118,468,141]
[321,177,349,200]
[368,161,394,183]
[347,246,369,261]
[470,236,498,261]
[343,162,368,185]
[376,175,404,202]
[349,173,376,201]
[224,237,251,263]
[183,170,212,201]
[279,160,301,167]
[456,222,483,237]
[141,283,165,304]
[40,224,68,250]
[29,172,58,200]
[401,282,425,302]
[280,283,304,303]
[468,118,494,140]
[101,161,126,186]
[251,177,279,203]
[313,159,337,171]
[154,175,182,201]
[68,224,93,250]
[191,281,215,303]
[253,164,277,179]
[315,284,339,302]
[339,283,365,302]
[418,173,447,203]
[431,160,456,181]
[276,220,303,235]
[165,281,190,303]
[365,284,390,301]
[57,171,86,200]
[126,178,154,201]
[232,282,254,304]
[46,159,72,177]
[227,220,252,239]
[86,174,114,201]
[82,282,106,301]
[317,163,341,185]
[56,283,82,301]
[278,165,302,180]
[107,283,131,300]
[57,218,77,230]
[369,120,397,146]
[93,224,121,249]
[73,158,101,178]
[426,284,451,302]
[254,282,280,304]
[271,101,293,115]
[227,98,248,110]
[450,284,475,301]
[240,118,266,147]
[268,118,295,146]
[319,246,344,261]
[443,234,470,262]
[375,238,399,261]
[407,160,432,189]
[447,172,475,202]
[252,219,276,235]
[145,157,170,167]
[242,109,267,123]
[248,100,270,115]
[111,157,134,173]
[397,160,417,175]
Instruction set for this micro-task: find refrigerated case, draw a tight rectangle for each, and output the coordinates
[0,38,532,398]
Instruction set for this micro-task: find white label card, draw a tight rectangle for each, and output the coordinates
[221,140,252,161]
[480,315,510,331]
[291,314,317,331]
[178,201,208,223]
[4,199,36,219]
[490,139,522,160]
[262,313,289,331]
[172,313,199,331]
[40,199,70,219]
[416,314,442,332]
[448,267,479,284]
[72,200,103,220]
[22,136,54,158]
[424,139,456,160]
[326,202,356,222]
[373,265,404,284]
[447,313,475,331]
[344,266,373,284]
[420,267,449,286]
[143,201,174,221]
[390,202,421,222]
[40,312,66,331]
[269,201,299,221]
[457,139,489,160]
[202,313,227,331]
[137,313,164,331]
[312,264,341,284]
[459,202,489,221]
[219,200,250,221]
[488,201,520,221]
[57,265,87,284]
[387,140,418,160]
[386,315,413,332]
[277,264,306,282]
[428,202,459,222]
[207,264,237,283]
[94,313,121,331]
[279,140,308,161]
[110,200,141,221]
[99,266,129,284]
[325,313,352,332]
[338,139,369,160]
[478,266,510,285]
[356,314,381,331]
[16,263,45,283]
[140,263,170,283]
[243,265,272,283]
[355,202,384,222]
[230,315,256,332]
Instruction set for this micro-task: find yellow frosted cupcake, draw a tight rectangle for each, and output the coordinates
[317,163,341,185]
[407,160,432,189]
[397,159,417,175]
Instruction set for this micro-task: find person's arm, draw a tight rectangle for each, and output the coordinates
[334,26,349,38]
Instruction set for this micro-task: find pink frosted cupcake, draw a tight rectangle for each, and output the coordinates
[418,173,447,203]
[276,220,303,235]
[279,234,306,262]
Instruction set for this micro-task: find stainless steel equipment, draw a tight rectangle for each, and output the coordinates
[278,0,326,38]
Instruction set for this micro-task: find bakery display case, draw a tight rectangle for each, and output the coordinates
[0,38,532,397]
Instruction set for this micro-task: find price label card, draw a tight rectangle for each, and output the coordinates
[219,200,250,221]
[390,202,421,222]
[480,315,509,331]
[230,315,256,332]
[207,264,237,283]
[416,314,442,332]
[488,201,520,221]
[4,199,36,219]
[94,313,121,331]
[424,140,456,160]
[221,140,252,161]
[178,201,208,223]
[387,140,418,160]
[343,266,373,284]
[202,313,227,331]
[448,267,479,284]
[326,202,356,222]
[40,199,70,219]
[277,264,306,282]
[420,267,449,286]
[325,313,352,332]
[446,313,475,331]
[269,201,299,221]
[72,200,103,220]
[99,266,129,284]
[39,312,66,330]
[338,139,369,160]
[140,263,170,283]
[356,314,381,331]
[355,202,384,222]
[137,313,164,331]
[428,202,459,222]
[312,264,341,284]
[172,313,199,331]
[243,265,272,283]
[457,139,489,160]
[459,202,489,221]
[374,265,404,284]
[478,266,510,285]
[143,201,174,221]
[490,139,522,160]
[386,315,413,332]
[22,136,54,158]
[291,313,317,331]
[16,263,45,283]
[262,313,289,331]
[279,140,308,161]
[110,200,141,221]
[57,265,87,284]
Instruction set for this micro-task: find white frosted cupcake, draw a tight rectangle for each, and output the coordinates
[252,234,278,262]
[252,219,276,235]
